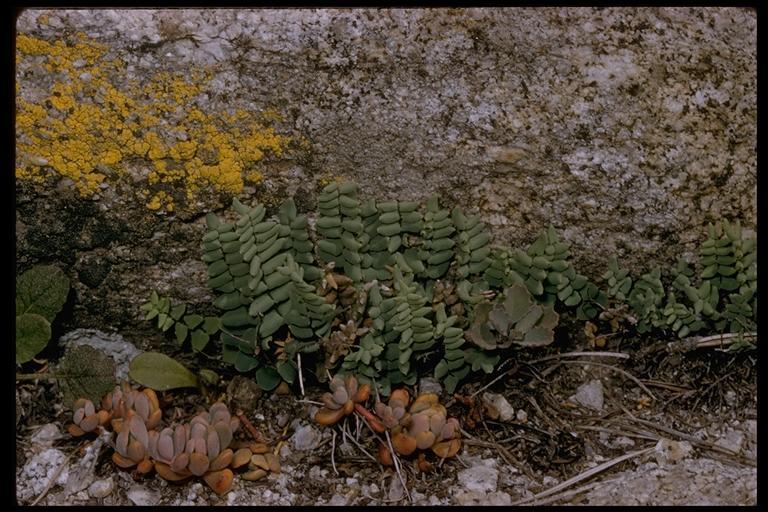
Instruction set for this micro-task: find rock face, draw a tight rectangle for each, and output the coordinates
[15,8,756,330]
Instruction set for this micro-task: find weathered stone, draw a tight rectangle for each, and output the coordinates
[16,448,70,503]
[126,486,161,506]
[14,8,756,331]
[291,424,322,451]
[454,490,512,506]
[88,478,114,499]
[584,459,756,506]
[418,377,443,396]
[481,392,515,422]
[59,329,139,381]
[570,379,604,411]
[30,424,64,448]
[457,464,499,493]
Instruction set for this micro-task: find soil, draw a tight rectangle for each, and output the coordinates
[15,330,757,506]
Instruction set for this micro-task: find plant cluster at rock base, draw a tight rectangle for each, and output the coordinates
[68,382,280,494]
[313,375,461,468]
[143,181,756,397]
[602,220,756,339]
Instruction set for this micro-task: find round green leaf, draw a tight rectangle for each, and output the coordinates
[255,367,281,391]
[16,265,70,321]
[190,330,210,352]
[129,352,199,391]
[16,313,51,364]
[276,361,297,383]
[175,323,189,344]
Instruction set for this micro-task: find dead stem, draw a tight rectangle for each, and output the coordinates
[330,430,338,476]
[236,410,267,443]
[384,430,412,503]
[528,351,631,365]
[558,360,657,402]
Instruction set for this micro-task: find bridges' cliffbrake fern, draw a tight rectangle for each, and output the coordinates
[485,226,606,319]
[603,221,756,338]
[419,195,455,280]
[144,181,754,393]
[317,182,365,282]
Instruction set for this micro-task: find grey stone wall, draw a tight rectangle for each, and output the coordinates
[16,8,756,329]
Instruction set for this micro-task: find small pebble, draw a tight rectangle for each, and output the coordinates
[88,478,113,498]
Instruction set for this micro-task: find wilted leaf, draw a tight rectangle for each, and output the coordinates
[129,352,199,391]
[519,326,555,347]
[16,265,70,321]
[488,304,510,334]
[16,313,51,364]
[503,283,533,324]
[57,345,116,408]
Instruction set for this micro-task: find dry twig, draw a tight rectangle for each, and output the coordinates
[384,430,412,503]
[558,360,657,401]
[528,351,631,365]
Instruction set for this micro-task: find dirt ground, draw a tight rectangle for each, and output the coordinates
[15,331,757,506]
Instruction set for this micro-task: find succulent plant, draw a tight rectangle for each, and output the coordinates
[340,283,388,387]
[382,392,462,461]
[68,385,273,495]
[359,199,393,282]
[466,283,559,350]
[150,403,240,490]
[432,303,474,394]
[602,256,633,301]
[485,226,606,319]
[373,388,410,429]
[69,382,162,436]
[314,374,371,426]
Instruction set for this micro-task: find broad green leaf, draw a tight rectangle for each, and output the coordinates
[16,313,51,364]
[255,367,281,390]
[170,304,186,321]
[276,361,297,383]
[203,316,221,334]
[183,314,204,330]
[129,352,198,390]
[16,265,70,321]
[190,330,210,352]
[234,352,259,372]
[175,323,189,344]
[57,344,116,409]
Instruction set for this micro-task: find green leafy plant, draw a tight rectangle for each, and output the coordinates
[128,352,199,390]
[16,265,70,364]
[484,226,606,319]
[140,291,221,352]
[606,220,756,338]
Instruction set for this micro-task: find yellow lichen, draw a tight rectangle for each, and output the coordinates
[16,33,293,211]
